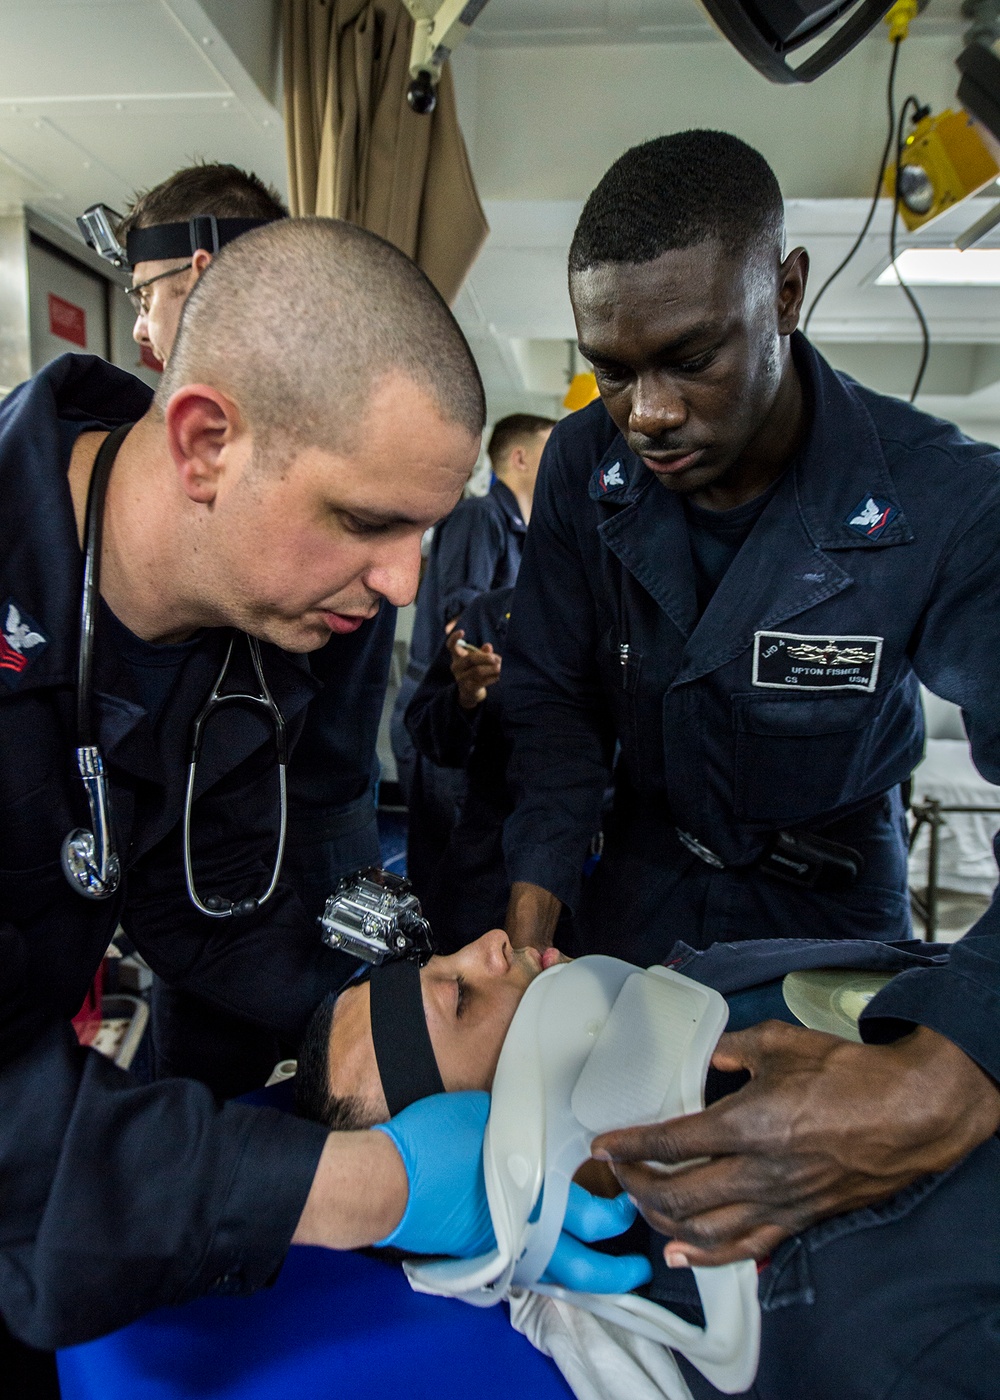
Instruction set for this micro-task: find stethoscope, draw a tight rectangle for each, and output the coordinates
[61,424,288,918]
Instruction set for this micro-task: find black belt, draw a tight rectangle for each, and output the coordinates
[675,792,891,892]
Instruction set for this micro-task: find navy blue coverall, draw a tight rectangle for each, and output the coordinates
[503,334,1000,962]
[405,586,514,949]
[667,936,1000,1400]
[391,477,526,895]
[0,357,367,1348]
[152,602,394,1098]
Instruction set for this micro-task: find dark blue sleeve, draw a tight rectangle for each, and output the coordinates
[501,435,615,909]
[404,634,480,768]
[0,1010,327,1348]
[862,485,1000,1080]
[432,499,506,624]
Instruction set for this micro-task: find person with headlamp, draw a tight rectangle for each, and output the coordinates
[80,163,398,1100]
[0,218,632,1392]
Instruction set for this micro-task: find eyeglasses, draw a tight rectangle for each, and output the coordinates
[125,262,193,315]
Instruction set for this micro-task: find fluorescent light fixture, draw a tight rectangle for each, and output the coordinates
[876,247,1000,286]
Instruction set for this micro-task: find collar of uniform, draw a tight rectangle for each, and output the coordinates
[588,438,648,504]
[489,476,528,533]
[789,334,914,551]
[0,353,153,696]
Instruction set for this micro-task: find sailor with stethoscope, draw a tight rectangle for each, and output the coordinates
[0,219,636,1383]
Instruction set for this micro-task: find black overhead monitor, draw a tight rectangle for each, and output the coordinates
[698,0,898,82]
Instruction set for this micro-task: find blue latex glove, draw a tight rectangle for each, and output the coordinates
[373,1093,653,1294]
[374,1091,495,1256]
[542,1184,653,1293]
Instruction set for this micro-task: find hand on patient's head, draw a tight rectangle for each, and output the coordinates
[295,929,563,1132]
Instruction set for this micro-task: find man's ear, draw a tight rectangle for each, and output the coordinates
[164,385,244,505]
[507,446,527,475]
[777,247,809,335]
[191,248,213,281]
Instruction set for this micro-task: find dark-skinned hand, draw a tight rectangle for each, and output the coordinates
[591,1019,1000,1268]
[448,628,502,709]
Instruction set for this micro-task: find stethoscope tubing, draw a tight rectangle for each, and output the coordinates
[182,634,289,918]
[63,423,287,918]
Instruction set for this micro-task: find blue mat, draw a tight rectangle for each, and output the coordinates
[58,1242,573,1400]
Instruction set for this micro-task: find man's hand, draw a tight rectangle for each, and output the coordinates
[448,629,502,709]
[591,1020,1000,1268]
[505,880,562,952]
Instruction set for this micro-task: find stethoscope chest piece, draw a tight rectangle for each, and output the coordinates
[62,831,121,899]
[62,423,286,917]
[61,743,121,899]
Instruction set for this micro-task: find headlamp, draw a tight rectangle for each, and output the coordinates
[76,206,279,270]
[76,204,128,268]
[319,867,434,966]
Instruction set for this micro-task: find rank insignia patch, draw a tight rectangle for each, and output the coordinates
[845,495,898,539]
[753,631,883,692]
[0,599,48,687]
[597,461,625,493]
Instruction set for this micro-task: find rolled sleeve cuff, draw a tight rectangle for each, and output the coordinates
[860,964,1000,1085]
[504,845,584,912]
[184,1103,329,1300]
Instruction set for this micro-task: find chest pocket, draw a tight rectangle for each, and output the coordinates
[732,692,880,825]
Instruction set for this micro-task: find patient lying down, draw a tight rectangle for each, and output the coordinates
[295,930,567,1130]
[291,929,1000,1400]
[294,930,695,1400]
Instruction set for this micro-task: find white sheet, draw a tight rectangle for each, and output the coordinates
[509,1288,697,1400]
[908,739,1000,896]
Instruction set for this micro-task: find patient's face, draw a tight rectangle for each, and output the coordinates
[328,930,565,1123]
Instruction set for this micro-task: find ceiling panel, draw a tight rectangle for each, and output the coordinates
[472,0,715,41]
[0,1,227,101]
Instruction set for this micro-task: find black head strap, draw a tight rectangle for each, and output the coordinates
[126,216,277,267]
[369,958,445,1117]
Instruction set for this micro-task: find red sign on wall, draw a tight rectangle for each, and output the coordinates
[48,293,87,347]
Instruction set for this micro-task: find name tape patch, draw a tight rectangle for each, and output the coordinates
[753,631,883,692]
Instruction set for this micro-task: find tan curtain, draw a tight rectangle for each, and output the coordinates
[282,0,488,305]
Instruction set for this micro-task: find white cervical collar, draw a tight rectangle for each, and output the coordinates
[406,957,760,1395]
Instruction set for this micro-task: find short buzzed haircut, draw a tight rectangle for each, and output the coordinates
[156,218,485,452]
[487,414,556,470]
[294,993,378,1132]
[117,161,287,242]
[569,131,784,273]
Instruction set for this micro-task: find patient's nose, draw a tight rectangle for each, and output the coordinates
[472,927,512,978]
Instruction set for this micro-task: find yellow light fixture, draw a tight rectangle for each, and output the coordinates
[885,107,1000,232]
[564,372,599,412]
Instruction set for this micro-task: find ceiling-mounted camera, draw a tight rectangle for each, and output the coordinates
[407,69,438,114]
[401,0,492,114]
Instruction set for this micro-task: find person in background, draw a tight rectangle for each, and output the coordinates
[405,586,510,951]
[116,163,396,1097]
[391,413,554,899]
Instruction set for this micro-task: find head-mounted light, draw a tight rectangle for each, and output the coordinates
[319,867,435,966]
[76,206,280,270]
[76,204,128,267]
